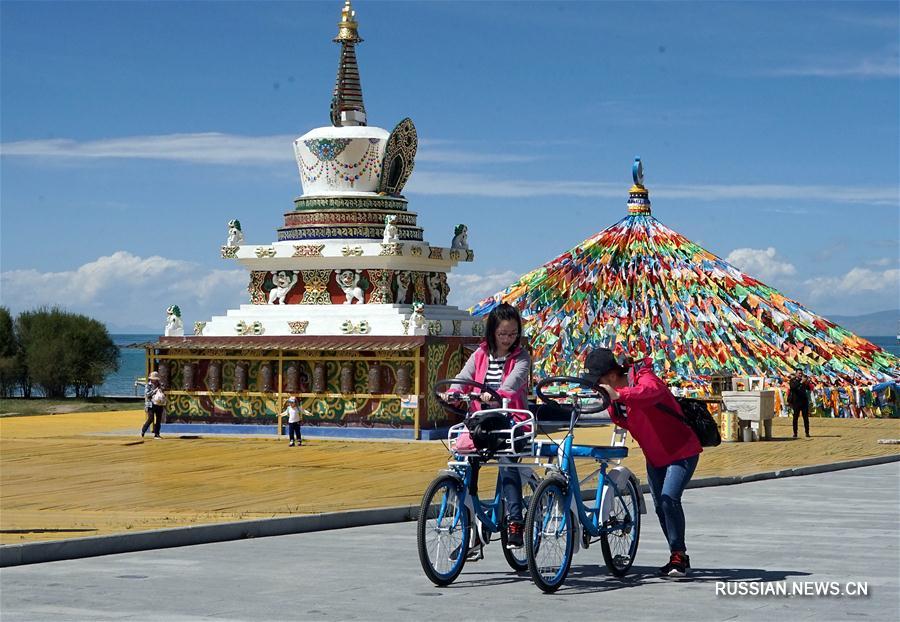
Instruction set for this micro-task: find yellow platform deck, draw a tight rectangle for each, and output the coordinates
[1,410,897,544]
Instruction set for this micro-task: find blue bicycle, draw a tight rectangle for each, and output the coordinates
[525,376,644,593]
[417,379,539,586]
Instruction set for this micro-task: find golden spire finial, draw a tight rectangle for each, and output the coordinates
[627,157,651,214]
[334,0,363,43]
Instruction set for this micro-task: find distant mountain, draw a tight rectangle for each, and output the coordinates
[828,309,899,337]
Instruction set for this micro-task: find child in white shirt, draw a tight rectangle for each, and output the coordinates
[282,396,308,447]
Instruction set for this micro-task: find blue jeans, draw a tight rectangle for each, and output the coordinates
[645,454,699,553]
[499,457,523,523]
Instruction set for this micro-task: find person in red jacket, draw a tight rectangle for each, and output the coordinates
[584,348,702,578]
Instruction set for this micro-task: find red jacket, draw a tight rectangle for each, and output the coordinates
[607,359,702,468]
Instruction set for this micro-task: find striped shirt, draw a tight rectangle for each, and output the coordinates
[483,353,507,390]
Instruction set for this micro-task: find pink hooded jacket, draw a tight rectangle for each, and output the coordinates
[453,341,531,420]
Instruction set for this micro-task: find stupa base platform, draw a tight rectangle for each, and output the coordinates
[140,334,478,438]
[158,422,448,440]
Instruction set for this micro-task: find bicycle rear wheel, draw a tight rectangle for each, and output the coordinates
[600,477,641,577]
[417,475,470,586]
[525,478,575,593]
[501,474,537,571]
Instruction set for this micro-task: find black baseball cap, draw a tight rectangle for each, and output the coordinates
[581,348,630,385]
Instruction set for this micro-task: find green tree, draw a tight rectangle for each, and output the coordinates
[15,307,119,398]
[0,307,22,397]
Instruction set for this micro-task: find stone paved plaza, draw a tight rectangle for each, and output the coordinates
[2,463,897,621]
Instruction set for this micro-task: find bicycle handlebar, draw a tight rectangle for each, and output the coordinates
[432,378,505,418]
[535,376,611,415]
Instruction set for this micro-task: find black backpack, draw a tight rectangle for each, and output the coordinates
[464,411,512,453]
[657,397,722,448]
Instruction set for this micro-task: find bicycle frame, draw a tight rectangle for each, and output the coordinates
[534,395,638,548]
[551,438,630,541]
[444,457,539,543]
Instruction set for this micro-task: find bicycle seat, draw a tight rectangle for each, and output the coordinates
[529,400,573,421]
[534,442,628,460]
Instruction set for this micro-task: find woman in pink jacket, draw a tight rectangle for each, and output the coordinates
[453,303,531,556]
[585,348,701,578]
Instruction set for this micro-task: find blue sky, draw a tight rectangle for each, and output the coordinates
[1,0,898,332]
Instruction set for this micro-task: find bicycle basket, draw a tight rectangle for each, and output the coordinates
[465,411,510,452]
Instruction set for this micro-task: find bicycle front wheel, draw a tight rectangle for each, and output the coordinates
[600,477,641,577]
[525,478,575,593]
[417,474,470,586]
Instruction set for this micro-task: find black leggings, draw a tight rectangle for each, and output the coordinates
[142,405,164,437]
[288,421,302,443]
[792,403,809,436]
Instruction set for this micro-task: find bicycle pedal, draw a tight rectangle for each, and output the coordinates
[465,545,484,562]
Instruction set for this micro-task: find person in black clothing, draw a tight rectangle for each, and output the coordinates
[787,371,812,438]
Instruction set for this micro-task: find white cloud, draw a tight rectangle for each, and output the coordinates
[866,257,897,268]
[416,149,538,165]
[5,133,897,207]
[407,171,899,205]
[0,133,295,164]
[826,11,899,30]
[0,132,539,166]
[770,56,899,78]
[0,251,246,332]
[725,247,797,282]
[408,172,623,198]
[805,267,900,300]
[447,270,519,309]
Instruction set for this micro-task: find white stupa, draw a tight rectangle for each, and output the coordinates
[198,0,478,340]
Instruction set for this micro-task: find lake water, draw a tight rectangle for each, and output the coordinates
[96,333,900,397]
[97,334,156,397]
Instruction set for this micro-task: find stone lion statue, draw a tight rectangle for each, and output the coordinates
[451,224,468,250]
[267,270,299,305]
[226,219,244,247]
[382,214,399,244]
[410,300,426,330]
[165,305,184,337]
[338,269,366,304]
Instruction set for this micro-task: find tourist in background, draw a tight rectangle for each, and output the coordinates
[282,396,308,447]
[141,371,166,439]
[588,348,702,578]
[787,371,812,438]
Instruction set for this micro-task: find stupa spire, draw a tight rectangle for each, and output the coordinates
[627,156,652,215]
[330,0,367,127]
